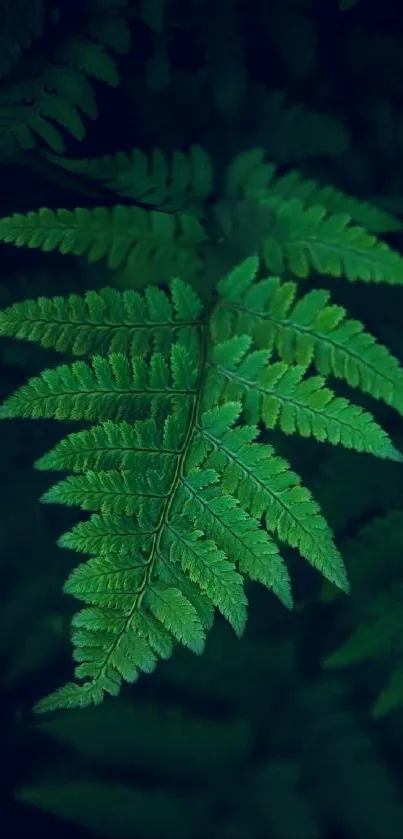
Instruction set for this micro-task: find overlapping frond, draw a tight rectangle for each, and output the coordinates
[44,145,214,211]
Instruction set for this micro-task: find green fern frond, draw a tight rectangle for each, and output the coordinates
[43,145,214,210]
[223,148,276,202]
[0,278,203,357]
[262,197,403,282]
[35,681,107,712]
[216,257,403,415]
[2,258,403,711]
[0,206,207,281]
[267,169,402,234]
[34,418,179,473]
[208,335,402,460]
[224,148,401,233]
[41,469,175,516]
[0,344,196,421]
[194,403,346,592]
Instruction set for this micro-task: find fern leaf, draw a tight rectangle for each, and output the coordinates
[58,512,157,555]
[40,468,174,516]
[57,39,119,87]
[0,206,207,281]
[217,257,403,415]
[0,278,202,358]
[145,586,206,654]
[223,148,276,202]
[35,681,106,713]
[0,63,97,153]
[223,150,401,237]
[210,336,402,460]
[166,524,247,635]
[55,1,131,87]
[63,553,154,608]
[195,402,348,592]
[34,418,179,473]
[268,169,402,234]
[178,471,293,608]
[262,197,403,283]
[0,347,195,421]
[44,145,214,210]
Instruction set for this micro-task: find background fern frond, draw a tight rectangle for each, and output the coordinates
[223,150,401,235]
[0,0,43,81]
[54,0,131,89]
[252,90,350,161]
[325,583,403,719]
[323,509,403,719]
[268,169,402,234]
[261,197,403,282]
[44,145,214,211]
[0,65,93,153]
[0,1,131,154]
[0,205,208,284]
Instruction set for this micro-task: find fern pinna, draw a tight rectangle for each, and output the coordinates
[1,254,403,712]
